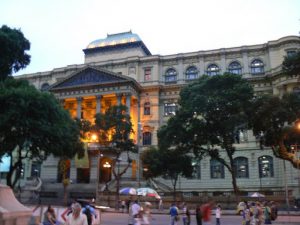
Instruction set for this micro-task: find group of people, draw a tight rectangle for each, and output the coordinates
[241,201,278,225]
[170,201,215,225]
[127,199,153,225]
[43,200,97,225]
[168,200,278,225]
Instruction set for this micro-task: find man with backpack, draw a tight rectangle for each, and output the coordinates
[82,204,97,225]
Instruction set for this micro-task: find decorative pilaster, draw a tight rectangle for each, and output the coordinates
[76,97,82,119]
[125,93,131,113]
[242,48,249,74]
[96,95,102,114]
[116,93,123,105]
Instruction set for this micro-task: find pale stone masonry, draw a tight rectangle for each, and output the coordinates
[8,31,300,197]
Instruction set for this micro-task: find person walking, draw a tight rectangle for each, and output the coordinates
[142,202,152,225]
[243,203,251,225]
[65,203,88,225]
[263,202,272,224]
[201,200,214,225]
[131,200,142,225]
[43,205,60,225]
[169,202,179,225]
[215,204,222,225]
[195,204,202,225]
[182,203,190,225]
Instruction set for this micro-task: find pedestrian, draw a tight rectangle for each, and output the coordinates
[131,200,142,225]
[243,203,251,225]
[142,202,152,225]
[126,199,132,213]
[182,203,190,225]
[121,200,126,213]
[43,205,60,225]
[270,202,278,221]
[82,203,97,225]
[65,202,88,225]
[215,204,222,225]
[195,204,202,225]
[263,202,272,224]
[201,200,214,225]
[253,202,263,225]
[169,202,179,225]
[158,198,163,211]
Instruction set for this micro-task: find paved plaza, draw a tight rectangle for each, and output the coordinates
[100,212,299,225]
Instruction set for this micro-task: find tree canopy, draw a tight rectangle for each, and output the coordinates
[141,146,193,198]
[157,73,254,194]
[282,51,300,76]
[0,25,31,80]
[0,78,82,187]
[250,93,300,168]
[94,104,136,208]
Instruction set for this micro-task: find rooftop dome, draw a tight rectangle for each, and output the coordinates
[86,31,142,49]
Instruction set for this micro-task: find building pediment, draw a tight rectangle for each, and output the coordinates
[50,67,133,90]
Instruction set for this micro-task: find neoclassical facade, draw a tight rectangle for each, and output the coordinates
[8,31,300,197]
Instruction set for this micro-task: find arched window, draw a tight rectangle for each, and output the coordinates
[186,66,198,80]
[41,83,50,91]
[251,59,264,74]
[144,102,151,115]
[234,157,249,178]
[228,61,242,75]
[258,156,274,178]
[165,68,177,83]
[210,159,224,178]
[143,132,152,145]
[207,64,220,76]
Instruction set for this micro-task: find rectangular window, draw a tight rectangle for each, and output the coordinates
[164,103,177,116]
[143,132,152,145]
[144,102,151,115]
[144,68,151,81]
[165,75,177,83]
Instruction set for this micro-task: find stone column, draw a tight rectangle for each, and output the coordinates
[76,97,82,119]
[116,93,123,105]
[96,95,102,114]
[125,93,131,113]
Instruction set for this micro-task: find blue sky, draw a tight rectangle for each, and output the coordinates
[1,0,299,75]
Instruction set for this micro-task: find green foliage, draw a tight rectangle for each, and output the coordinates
[141,146,193,195]
[0,25,31,80]
[94,105,136,155]
[250,93,300,154]
[0,78,82,187]
[282,51,300,76]
[157,73,255,194]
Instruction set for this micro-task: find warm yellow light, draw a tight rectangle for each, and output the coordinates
[91,133,97,142]
[297,123,300,130]
[103,162,111,168]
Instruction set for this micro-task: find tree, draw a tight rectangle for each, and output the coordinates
[282,51,300,76]
[141,146,193,200]
[0,78,82,188]
[158,73,254,194]
[0,25,31,80]
[250,93,300,168]
[94,105,136,209]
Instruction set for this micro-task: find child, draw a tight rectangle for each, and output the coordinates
[215,204,222,225]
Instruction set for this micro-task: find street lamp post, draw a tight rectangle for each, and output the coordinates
[138,122,143,188]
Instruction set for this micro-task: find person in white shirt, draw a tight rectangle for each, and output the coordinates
[215,204,222,225]
[131,200,141,225]
[65,203,88,225]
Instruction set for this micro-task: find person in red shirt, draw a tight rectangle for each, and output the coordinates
[201,200,214,225]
